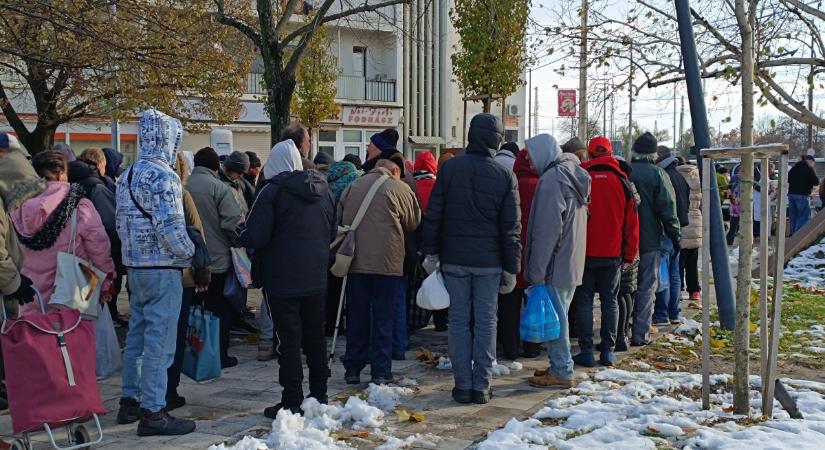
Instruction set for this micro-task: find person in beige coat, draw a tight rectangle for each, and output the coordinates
[338,158,420,385]
[676,159,702,300]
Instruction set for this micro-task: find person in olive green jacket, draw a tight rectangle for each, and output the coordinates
[628,132,681,346]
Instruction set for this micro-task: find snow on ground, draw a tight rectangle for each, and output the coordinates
[208,383,435,450]
[784,240,825,288]
[477,369,825,450]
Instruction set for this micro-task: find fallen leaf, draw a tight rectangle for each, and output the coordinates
[355,431,370,439]
[711,338,727,349]
[749,322,759,333]
[410,412,425,423]
[395,408,411,422]
[722,405,734,413]
[682,426,698,434]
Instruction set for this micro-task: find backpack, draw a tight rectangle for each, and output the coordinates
[329,175,389,277]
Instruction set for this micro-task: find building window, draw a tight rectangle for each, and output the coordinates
[319,130,337,142]
[343,130,362,142]
[353,47,366,77]
[345,146,361,156]
[452,126,457,138]
[319,146,335,157]
[504,129,518,143]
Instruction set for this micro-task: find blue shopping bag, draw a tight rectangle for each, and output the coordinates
[520,285,561,343]
[182,306,221,382]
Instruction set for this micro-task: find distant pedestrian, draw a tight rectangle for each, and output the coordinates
[493,142,520,171]
[339,158,420,385]
[571,137,638,368]
[187,147,244,369]
[362,128,399,172]
[653,147,690,326]
[220,150,255,212]
[629,132,680,346]
[522,133,590,389]
[244,151,262,187]
[102,147,124,186]
[413,151,437,214]
[115,109,196,436]
[239,153,335,418]
[422,114,521,404]
[788,155,819,234]
[676,159,703,302]
[561,137,589,163]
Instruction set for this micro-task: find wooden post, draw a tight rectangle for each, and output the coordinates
[759,156,770,413]
[701,156,713,410]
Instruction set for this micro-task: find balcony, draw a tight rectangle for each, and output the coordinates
[247,72,266,95]
[336,75,396,102]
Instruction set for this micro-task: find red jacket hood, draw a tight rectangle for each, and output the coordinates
[513,150,537,178]
[414,151,437,174]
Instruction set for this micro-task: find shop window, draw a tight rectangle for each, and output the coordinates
[343,130,362,142]
[319,145,335,157]
[345,146,361,156]
[319,130,337,142]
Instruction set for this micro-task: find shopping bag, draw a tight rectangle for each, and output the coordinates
[416,271,450,310]
[223,269,247,313]
[182,305,221,382]
[657,253,669,293]
[95,303,121,380]
[51,210,106,320]
[230,248,253,288]
[520,285,560,343]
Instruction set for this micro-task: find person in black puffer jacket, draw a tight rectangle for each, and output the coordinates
[616,157,640,352]
[422,113,521,405]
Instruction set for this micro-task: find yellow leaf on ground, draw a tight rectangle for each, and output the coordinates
[395,408,411,422]
[355,431,370,439]
[410,412,425,423]
[711,338,727,349]
[749,322,759,332]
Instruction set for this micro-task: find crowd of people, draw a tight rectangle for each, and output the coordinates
[1,106,747,439]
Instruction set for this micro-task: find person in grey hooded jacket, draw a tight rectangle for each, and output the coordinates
[523,133,591,389]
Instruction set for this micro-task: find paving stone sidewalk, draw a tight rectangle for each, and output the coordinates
[0,289,702,450]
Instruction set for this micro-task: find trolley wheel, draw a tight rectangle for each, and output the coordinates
[9,438,30,450]
[72,425,91,449]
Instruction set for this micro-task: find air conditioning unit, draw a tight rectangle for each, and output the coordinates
[508,104,519,116]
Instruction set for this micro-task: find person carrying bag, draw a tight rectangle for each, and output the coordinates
[329,175,389,277]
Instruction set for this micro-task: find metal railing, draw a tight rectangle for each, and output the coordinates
[335,75,396,102]
[247,72,266,95]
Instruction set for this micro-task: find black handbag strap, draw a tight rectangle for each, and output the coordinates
[127,168,153,223]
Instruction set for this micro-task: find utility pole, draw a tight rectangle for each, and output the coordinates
[578,0,589,139]
[673,85,678,149]
[628,42,634,147]
[528,69,533,139]
[533,86,539,136]
[680,96,685,154]
[610,92,615,140]
[603,85,608,138]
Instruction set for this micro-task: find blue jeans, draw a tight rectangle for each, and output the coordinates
[122,268,182,413]
[654,237,681,323]
[788,194,811,234]
[342,274,401,379]
[545,286,575,380]
[632,250,660,344]
[442,264,501,391]
[392,277,408,355]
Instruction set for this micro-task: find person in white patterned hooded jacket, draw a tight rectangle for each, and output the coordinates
[115,109,197,437]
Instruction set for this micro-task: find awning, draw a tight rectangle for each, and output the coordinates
[408,135,445,145]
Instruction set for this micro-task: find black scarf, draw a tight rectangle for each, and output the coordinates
[16,183,85,251]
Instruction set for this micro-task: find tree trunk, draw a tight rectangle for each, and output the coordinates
[733,0,755,416]
[262,45,297,148]
[482,95,491,113]
[20,123,58,155]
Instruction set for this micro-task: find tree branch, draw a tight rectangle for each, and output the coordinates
[282,0,408,45]
[214,0,261,49]
[691,7,741,57]
[782,0,825,21]
[755,73,825,127]
[0,80,31,140]
[274,0,302,37]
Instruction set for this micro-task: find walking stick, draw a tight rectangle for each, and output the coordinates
[328,275,348,375]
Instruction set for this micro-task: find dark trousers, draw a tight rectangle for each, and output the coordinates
[680,248,700,294]
[617,292,634,341]
[325,275,345,336]
[268,292,328,407]
[497,288,523,359]
[166,287,194,400]
[198,271,232,363]
[433,309,449,329]
[727,216,740,245]
[342,274,401,379]
[572,257,622,354]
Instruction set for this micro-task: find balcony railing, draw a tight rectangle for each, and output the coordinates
[247,72,396,102]
[336,75,396,102]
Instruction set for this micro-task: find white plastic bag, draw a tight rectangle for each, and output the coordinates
[416,271,450,310]
[95,303,121,380]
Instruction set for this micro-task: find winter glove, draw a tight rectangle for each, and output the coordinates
[9,274,35,305]
[499,271,517,294]
[422,255,440,275]
[194,267,212,290]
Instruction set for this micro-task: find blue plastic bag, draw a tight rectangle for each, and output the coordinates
[520,285,561,343]
[182,306,221,382]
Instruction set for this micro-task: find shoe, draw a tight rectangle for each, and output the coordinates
[472,389,491,404]
[452,388,472,404]
[528,374,575,388]
[649,326,659,333]
[117,397,141,424]
[392,351,406,361]
[221,356,238,369]
[264,403,302,419]
[599,352,617,367]
[572,352,596,367]
[630,339,649,347]
[690,291,702,301]
[307,394,328,404]
[371,375,394,385]
[533,367,548,377]
[258,340,276,362]
[652,319,670,326]
[434,324,448,332]
[137,409,196,436]
[345,368,361,384]
[165,395,186,412]
[615,336,629,352]
[670,317,683,325]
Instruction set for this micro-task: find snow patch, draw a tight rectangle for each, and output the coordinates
[492,360,511,376]
[436,356,452,370]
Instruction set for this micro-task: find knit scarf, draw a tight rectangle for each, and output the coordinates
[16,183,85,251]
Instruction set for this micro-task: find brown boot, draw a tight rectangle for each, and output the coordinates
[533,367,549,377]
[528,374,575,388]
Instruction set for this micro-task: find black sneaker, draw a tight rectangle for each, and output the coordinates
[165,395,186,412]
[264,403,302,419]
[221,356,238,369]
[117,397,141,424]
[392,351,406,361]
[452,388,472,404]
[137,409,196,436]
[472,389,492,404]
[345,368,360,385]
[615,336,629,352]
[371,375,394,385]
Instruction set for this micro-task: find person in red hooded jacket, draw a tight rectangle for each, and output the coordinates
[496,150,542,360]
[414,152,437,213]
[570,137,640,368]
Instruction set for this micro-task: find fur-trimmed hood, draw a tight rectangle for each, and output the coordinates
[0,150,46,210]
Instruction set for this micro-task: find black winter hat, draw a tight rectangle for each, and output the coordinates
[194,147,221,171]
[500,141,521,157]
[370,128,399,152]
[632,132,658,154]
[245,151,262,168]
[561,137,586,153]
[343,153,363,170]
[224,150,250,173]
[313,151,334,167]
